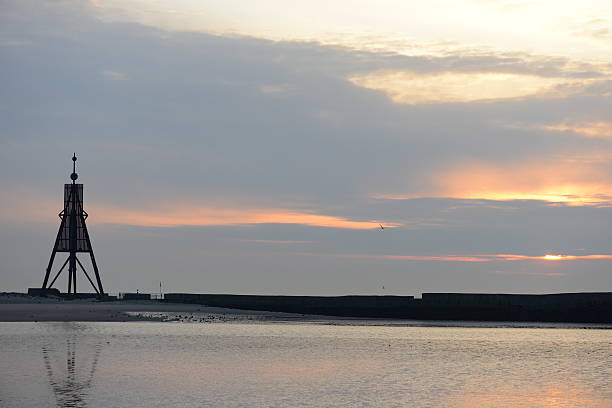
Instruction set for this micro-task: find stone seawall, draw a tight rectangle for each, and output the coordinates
[164,292,612,323]
[165,294,415,318]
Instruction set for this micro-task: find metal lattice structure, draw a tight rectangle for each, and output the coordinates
[41,154,104,296]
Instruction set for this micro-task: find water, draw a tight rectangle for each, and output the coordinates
[1,321,610,407]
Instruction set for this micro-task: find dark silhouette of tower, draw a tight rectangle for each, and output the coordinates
[42,337,102,407]
[39,154,105,296]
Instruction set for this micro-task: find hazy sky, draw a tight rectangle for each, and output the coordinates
[1,0,611,295]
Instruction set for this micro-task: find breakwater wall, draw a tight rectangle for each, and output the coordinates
[165,294,415,318]
[165,292,612,323]
[416,293,612,322]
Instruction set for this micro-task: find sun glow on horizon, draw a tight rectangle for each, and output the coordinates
[373,159,612,207]
[542,254,570,260]
[340,253,612,262]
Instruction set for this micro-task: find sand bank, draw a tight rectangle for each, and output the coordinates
[0,293,303,323]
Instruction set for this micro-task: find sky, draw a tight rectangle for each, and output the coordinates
[1,0,611,295]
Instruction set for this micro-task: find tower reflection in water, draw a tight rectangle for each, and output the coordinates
[42,336,102,408]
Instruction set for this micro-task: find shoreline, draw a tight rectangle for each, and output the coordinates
[1,295,611,329]
[0,294,308,323]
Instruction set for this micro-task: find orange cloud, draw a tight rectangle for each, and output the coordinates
[1,192,399,230]
[376,158,612,206]
[490,254,612,261]
[338,253,612,262]
[435,160,612,205]
[88,203,391,230]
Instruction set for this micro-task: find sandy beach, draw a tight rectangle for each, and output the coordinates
[0,293,302,323]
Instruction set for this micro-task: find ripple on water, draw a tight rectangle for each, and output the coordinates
[0,321,610,408]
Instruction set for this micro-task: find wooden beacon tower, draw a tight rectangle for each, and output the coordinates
[39,154,105,297]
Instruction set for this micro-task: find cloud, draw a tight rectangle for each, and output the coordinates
[258,84,288,95]
[88,204,390,229]
[0,193,390,229]
[240,239,312,244]
[101,70,127,81]
[491,270,565,276]
[376,158,612,206]
[575,18,612,47]
[1,0,611,293]
[541,121,612,139]
[349,71,584,104]
[0,39,34,47]
[337,253,612,262]
[338,254,490,262]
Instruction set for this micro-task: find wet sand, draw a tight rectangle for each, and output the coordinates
[0,294,304,323]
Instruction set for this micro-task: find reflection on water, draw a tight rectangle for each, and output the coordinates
[42,337,101,408]
[0,322,610,408]
[452,386,611,407]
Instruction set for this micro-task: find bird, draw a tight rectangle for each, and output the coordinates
[379,224,384,230]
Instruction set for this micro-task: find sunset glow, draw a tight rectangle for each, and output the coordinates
[451,385,610,408]
[340,253,612,262]
[3,2,612,405]
[88,204,389,230]
[2,0,611,296]
[542,254,569,260]
[381,159,612,206]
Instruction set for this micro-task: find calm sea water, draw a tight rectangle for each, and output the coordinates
[0,321,610,407]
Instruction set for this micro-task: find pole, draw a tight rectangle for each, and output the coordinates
[69,182,78,294]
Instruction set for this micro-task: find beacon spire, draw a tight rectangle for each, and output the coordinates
[70,153,78,182]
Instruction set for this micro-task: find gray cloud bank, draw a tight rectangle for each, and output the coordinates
[1,1,610,294]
